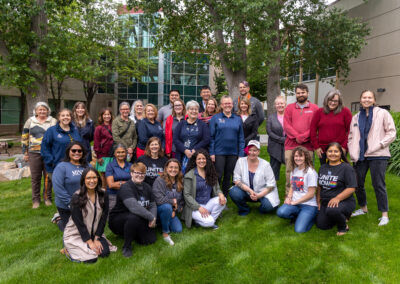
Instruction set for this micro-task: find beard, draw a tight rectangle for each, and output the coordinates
[296,96,307,103]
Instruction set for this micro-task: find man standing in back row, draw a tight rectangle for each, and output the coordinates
[157,89,181,128]
[233,81,265,126]
[283,83,318,195]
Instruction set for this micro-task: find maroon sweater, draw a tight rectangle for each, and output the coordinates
[94,124,114,159]
[310,107,352,151]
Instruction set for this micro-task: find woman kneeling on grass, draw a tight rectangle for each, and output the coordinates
[109,162,157,258]
[276,146,318,233]
[229,140,279,216]
[63,168,116,263]
[152,159,184,246]
[183,149,226,229]
[316,142,357,236]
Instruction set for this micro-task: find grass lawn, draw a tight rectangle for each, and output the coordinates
[1,148,400,283]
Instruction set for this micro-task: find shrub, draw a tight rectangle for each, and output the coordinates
[388,112,400,176]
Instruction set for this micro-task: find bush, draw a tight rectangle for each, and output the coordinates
[388,112,400,175]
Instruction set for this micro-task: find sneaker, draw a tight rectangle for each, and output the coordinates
[212,224,219,230]
[378,216,389,226]
[32,202,40,209]
[51,212,60,223]
[44,199,52,206]
[122,247,132,258]
[163,235,175,246]
[351,209,367,217]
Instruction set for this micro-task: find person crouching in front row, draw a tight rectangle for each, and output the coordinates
[108,162,157,258]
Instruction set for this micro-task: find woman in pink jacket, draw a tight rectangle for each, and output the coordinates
[348,90,396,226]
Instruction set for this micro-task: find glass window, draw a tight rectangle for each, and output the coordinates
[139,83,148,93]
[184,86,196,96]
[197,74,209,86]
[138,94,148,100]
[184,63,196,74]
[128,93,138,100]
[128,83,138,94]
[64,100,79,110]
[183,75,196,86]
[0,96,21,124]
[148,94,158,104]
[148,83,158,93]
[198,63,209,74]
[172,63,184,74]
[171,74,183,85]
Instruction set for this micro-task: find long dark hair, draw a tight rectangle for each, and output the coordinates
[71,168,105,214]
[326,142,349,164]
[185,149,218,187]
[63,141,88,166]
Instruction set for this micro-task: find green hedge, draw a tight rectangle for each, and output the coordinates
[388,112,400,176]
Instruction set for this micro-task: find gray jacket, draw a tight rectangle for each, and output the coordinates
[267,113,285,163]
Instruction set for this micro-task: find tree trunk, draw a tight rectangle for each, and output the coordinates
[314,73,320,105]
[83,81,98,113]
[266,18,281,118]
[19,90,26,133]
[27,0,48,111]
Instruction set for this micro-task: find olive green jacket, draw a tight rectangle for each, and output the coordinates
[111,115,137,150]
[182,168,222,228]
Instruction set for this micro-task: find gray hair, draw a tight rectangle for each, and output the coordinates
[323,89,343,114]
[119,101,131,110]
[33,101,51,117]
[130,100,144,122]
[113,143,127,155]
[186,100,200,110]
[220,95,233,103]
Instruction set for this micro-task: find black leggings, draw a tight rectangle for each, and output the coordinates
[83,237,110,263]
[215,155,238,197]
[57,207,71,232]
[109,212,156,249]
[316,198,355,232]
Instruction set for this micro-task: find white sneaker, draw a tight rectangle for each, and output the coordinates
[351,209,367,217]
[378,217,389,226]
[163,235,175,246]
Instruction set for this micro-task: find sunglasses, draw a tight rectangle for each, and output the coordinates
[133,172,146,176]
[71,149,83,153]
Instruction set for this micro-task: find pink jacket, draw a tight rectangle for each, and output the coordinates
[348,107,396,162]
[283,101,319,151]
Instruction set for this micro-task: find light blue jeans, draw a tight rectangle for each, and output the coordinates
[277,204,318,233]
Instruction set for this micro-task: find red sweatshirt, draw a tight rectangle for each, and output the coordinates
[283,101,319,151]
[310,107,352,151]
[93,124,114,159]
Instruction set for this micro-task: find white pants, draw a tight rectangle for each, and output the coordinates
[192,196,226,227]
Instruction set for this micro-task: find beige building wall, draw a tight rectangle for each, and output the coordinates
[334,0,400,111]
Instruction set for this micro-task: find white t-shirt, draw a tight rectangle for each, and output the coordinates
[290,167,318,207]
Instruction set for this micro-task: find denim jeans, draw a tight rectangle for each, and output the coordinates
[277,204,318,233]
[157,203,182,234]
[229,186,275,216]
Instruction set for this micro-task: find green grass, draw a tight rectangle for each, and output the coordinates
[1,148,400,283]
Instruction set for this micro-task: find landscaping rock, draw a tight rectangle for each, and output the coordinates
[1,166,31,181]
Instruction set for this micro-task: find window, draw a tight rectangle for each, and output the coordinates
[0,96,21,124]
[351,102,360,112]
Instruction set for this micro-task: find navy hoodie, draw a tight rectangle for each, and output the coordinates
[41,123,82,173]
[137,118,165,150]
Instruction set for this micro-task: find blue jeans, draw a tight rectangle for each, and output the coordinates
[157,203,182,234]
[277,204,318,233]
[229,186,275,216]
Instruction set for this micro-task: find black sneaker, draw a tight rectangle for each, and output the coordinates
[122,247,132,258]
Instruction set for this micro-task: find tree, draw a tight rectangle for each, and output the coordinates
[128,0,368,116]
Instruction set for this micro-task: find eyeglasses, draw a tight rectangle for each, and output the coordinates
[71,149,83,153]
[133,172,146,176]
[174,104,183,107]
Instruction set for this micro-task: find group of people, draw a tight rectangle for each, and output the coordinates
[267,84,396,235]
[20,81,396,262]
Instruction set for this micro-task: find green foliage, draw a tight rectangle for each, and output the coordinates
[213,71,228,100]
[388,112,400,176]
